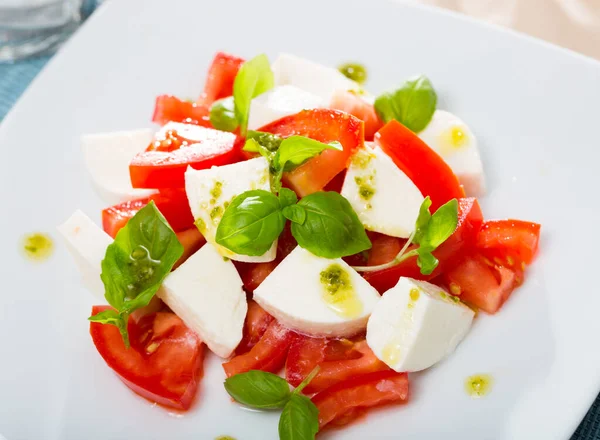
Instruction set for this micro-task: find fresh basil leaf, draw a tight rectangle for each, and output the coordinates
[374,75,437,133]
[233,54,274,134]
[283,205,306,225]
[91,202,183,346]
[209,96,238,132]
[274,136,342,173]
[421,198,458,249]
[417,248,439,276]
[292,192,371,258]
[247,130,283,152]
[244,138,275,164]
[215,190,284,256]
[413,196,432,245]
[224,370,291,409]
[278,394,319,440]
[279,187,298,208]
[88,309,130,347]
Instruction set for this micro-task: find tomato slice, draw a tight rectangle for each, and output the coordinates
[286,336,389,394]
[152,95,212,127]
[222,321,296,377]
[102,189,194,237]
[375,120,464,211]
[312,370,409,429]
[235,300,274,355]
[198,52,245,105]
[476,220,541,265]
[259,109,364,197]
[90,306,204,410]
[444,254,519,314]
[173,228,206,270]
[130,125,243,189]
[364,197,483,293]
[330,90,383,141]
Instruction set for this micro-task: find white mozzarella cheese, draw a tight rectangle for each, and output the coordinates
[57,210,112,299]
[418,110,485,196]
[82,129,157,204]
[341,144,424,238]
[367,277,474,373]
[272,53,359,102]
[184,157,276,262]
[159,243,247,358]
[248,85,325,130]
[253,246,381,337]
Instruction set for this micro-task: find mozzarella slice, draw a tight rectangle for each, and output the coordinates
[57,210,112,299]
[184,157,276,262]
[272,53,359,102]
[341,144,424,238]
[418,110,485,196]
[254,246,381,337]
[367,277,474,373]
[82,129,157,204]
[159,243,247,358]
[248,85,325,130]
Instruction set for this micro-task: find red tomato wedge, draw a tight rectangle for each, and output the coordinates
[222,321,296,377]
[364,197,483,293]
[102,189,194,238]
[286,337,389,394]
[330,90,383,141]
[102,198,149,239]
[476,220,541,265]
[130,125,243,189]
[173,228,206,270]
[152,95,212,127]
[235,300,274,355]
[444,254,519,314]
[198,52,245,105]
[312,370,409,429]
[259,109,364,197]
[375,120,464,211]
[90,306,204,410]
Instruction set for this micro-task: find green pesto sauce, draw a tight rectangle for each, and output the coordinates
[210,205,224,221]
[195,218,207,234]
[354,176,375,201]
[320,264,352,296]
[338,62,368,84]
[247,130,282,152]
[210,180,223,200]
[351,148,374,169]
[22,232,54,262]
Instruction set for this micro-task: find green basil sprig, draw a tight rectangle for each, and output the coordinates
[374,74,437,133]
[89,202,183,347]
[209,96,238,132]
[224,367,320,440]
[215,190,371,259]
[353,196,458,275]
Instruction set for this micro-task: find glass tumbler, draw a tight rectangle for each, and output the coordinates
[0,0,84,62]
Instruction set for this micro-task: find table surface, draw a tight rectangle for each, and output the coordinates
[0,3,599,439]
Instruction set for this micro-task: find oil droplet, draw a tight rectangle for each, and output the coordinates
[320,264,362,318]
[215,436,236,440]
[439,125,469,154]
[409,288,420,302]
[465,374,493,398]
[21,233,54,262]
[382,341,401,365]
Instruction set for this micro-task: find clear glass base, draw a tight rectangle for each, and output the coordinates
[0,0,83,62]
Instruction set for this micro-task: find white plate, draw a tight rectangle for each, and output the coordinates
[1,0,599,439]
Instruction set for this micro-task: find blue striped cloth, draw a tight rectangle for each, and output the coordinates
[0,5,599,440]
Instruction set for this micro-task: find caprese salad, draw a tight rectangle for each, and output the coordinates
[59,52,541,439]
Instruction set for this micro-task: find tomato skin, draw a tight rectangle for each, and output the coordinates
[476,220,541,265]
[364,197,483,293]
[222,321,296,377]
[130,126,243,189]
[102,189,195,238]
[198,52,245,105]
[235,300,274,355]
[312,370,409,429]
[330,90,383,141]
[90,306,204,410]
[173,228,206,270]
[152,95,212,127]
[375,120,464,211]
[259,109,364,197]
[286,337,389,394]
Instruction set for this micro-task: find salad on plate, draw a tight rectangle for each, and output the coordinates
[58,51,541,439]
